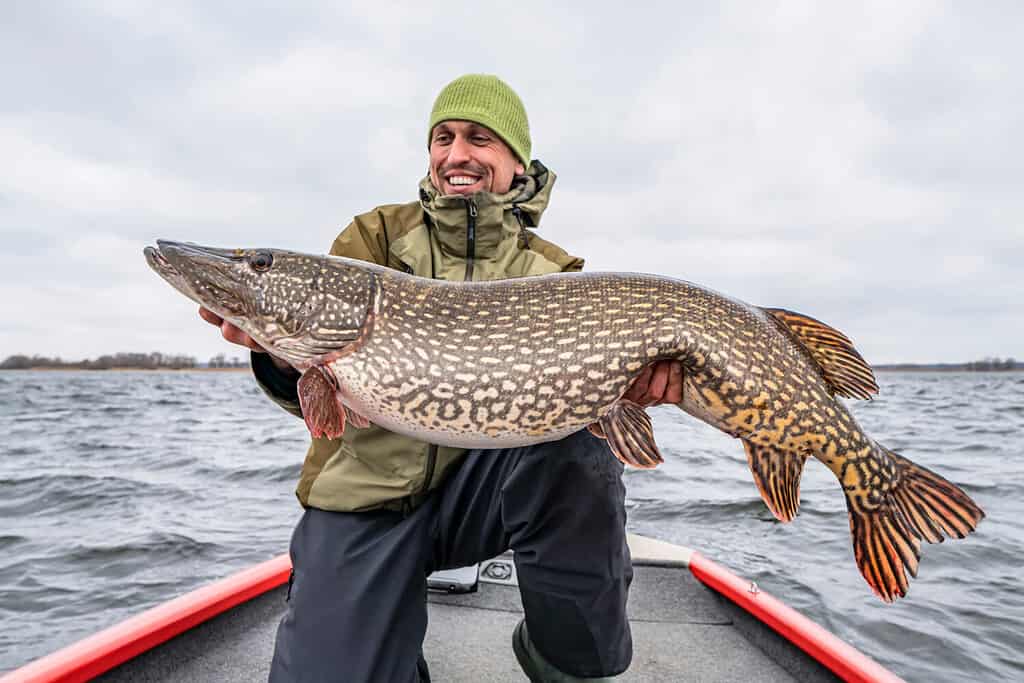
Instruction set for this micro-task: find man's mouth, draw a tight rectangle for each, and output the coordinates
[442,170,485,193]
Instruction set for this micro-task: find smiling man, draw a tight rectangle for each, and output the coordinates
[202,74,682,682]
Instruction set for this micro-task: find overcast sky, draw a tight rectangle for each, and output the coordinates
[2,1,1021,364]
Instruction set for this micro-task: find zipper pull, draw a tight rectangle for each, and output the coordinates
[468,199,477,218]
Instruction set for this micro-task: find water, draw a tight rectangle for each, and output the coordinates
[1,370,1021,681]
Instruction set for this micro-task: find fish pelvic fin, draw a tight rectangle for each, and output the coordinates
[297,366,347,440]
[742,441,808,523]
[592,400,663,469]
[344,405,372,429]
[844,443,984,602]
[762,307,879,400]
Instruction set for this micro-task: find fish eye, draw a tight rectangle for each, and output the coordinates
[249,251,273,272]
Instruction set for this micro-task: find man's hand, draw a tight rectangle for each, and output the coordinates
[198,307,297,374]
[622,360,684,406]
[199,306,266,352]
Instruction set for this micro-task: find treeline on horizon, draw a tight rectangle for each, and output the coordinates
[1,352,1019,372]
[870,357,1019,371]
[0,352,247,370]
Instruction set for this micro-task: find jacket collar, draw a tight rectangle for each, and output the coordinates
[417,161,555,260]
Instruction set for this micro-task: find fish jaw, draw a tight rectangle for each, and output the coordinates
[153,241,253,321]
[146,240,382,370]
[144,245,203,306]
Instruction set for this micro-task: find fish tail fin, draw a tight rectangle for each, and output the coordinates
[883,445,985,544]
[844,444,984,602]
[845,493,921,602]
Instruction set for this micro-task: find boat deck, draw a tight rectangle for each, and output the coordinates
[96,552,838,682]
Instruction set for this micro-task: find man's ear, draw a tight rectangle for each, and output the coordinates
[515,162,525,175]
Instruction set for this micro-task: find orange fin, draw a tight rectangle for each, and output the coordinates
[883,445,985,543]
[596,400,663,469]
[847,501,921,603]
[844,443,984,602]
[762,307,879,400]
[297,366,347,440]
[742,441,808,523]
[343,405,371,429]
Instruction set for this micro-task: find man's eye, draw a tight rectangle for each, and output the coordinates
[471,135,489,144]
[434,134,452,144]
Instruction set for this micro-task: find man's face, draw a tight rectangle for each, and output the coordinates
[429,120,525,196]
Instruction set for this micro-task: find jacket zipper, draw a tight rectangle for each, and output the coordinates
[464,199,477,281]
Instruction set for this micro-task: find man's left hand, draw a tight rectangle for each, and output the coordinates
[622,360,684,406]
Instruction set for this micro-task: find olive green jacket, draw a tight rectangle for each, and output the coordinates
[253,162,584,512]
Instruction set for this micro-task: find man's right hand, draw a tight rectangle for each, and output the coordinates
[199,306,266,352]
[198,307,297,374]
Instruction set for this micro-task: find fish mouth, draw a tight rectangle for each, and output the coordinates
[145,243,202,305]
[145,240,249,317]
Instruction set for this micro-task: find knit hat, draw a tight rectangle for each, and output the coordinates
[428,74,531,166]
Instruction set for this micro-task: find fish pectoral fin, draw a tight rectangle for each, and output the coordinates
[343,405,372,429]
[587,422,606,439]
[297,366,347,440]
[742,440,808,523]
[596,400,663,469]
[762,307,879,400]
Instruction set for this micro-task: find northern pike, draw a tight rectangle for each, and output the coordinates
[145,240,984,602]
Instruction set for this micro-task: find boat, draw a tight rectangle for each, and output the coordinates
[2,534,903,682]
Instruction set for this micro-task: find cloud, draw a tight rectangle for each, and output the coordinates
[1,1,1021,363]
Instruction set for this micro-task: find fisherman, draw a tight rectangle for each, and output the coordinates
[200,74,684,682]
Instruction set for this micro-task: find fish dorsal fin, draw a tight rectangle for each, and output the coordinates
[589,400,663,469]
[742,440,808,523]
[297,366,347,440]
[762,307,879,400]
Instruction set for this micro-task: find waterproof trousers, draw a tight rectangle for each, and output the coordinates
[268,429,633,682]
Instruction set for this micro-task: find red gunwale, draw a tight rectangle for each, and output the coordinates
[688,551,905,683]
[4,551,902,683]
[1,555,291,683]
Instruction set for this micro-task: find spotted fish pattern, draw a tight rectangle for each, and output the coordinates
[146,241,984,602]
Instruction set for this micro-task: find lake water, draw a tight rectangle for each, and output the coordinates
[0,370,1021,681]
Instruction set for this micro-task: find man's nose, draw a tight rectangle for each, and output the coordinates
[447,136,472,164]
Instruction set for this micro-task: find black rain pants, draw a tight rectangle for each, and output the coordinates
[268,429,633,682]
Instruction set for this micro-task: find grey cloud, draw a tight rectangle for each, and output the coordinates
[1,2,1020,363]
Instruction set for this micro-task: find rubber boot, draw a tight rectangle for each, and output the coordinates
[512,620,618,682]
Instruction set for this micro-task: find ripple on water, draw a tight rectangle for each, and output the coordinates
[0,370,1021,680]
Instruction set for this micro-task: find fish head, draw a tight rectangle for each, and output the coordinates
[145,240,378,369]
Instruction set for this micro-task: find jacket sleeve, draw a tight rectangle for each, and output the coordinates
[251,214,393,417]
[561,256,585,273]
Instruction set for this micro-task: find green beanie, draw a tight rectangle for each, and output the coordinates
[428,74,531,166]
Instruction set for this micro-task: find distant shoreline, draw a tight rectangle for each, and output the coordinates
[2,365,1020,374]
[2,366,250,372]
[874,365,1023,372]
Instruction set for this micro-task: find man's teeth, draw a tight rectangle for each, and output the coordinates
[448,176,479,186]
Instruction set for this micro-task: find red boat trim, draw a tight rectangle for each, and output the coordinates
[7,550,902,683]
[688,551,905,683]
[1,554,292,683]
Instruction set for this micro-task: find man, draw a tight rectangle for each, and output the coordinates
[201,74,683,682]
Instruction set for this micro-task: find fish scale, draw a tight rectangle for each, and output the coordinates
[145,240,984,603]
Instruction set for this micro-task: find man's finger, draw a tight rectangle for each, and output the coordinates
[221,321,264,352]
[198,306,223,326]
[624,365,653,403]
[663,361,684,404]
[644,361,671,406]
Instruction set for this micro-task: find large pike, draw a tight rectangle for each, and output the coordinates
[145,240,983,602]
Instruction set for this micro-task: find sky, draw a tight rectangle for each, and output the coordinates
[2,1,1021,365]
